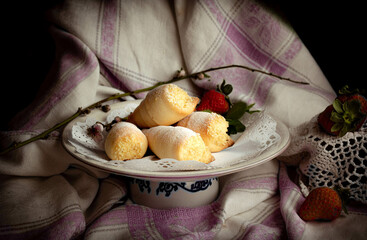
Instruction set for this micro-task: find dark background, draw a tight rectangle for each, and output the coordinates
[2,1,365,130]
[278,1,365,91]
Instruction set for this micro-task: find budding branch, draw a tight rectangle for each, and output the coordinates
[0,64,308,155]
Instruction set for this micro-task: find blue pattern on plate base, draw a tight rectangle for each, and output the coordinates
[155,178,217,197]
[134,179,151,194]
[129,178,219,208]
[130,178,218,197]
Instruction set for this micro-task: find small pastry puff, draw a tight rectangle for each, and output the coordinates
[128,84,199,128]
[105,122,148,160]
[177,111,234,152]
[142,126,214,164]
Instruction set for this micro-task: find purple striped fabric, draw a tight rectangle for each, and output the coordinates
[191,0,307,108]
[123,203,223,239]
[218,175,278,201]
[3,0,361,239]
[243,208,286,239]
[100,0,118,63]
[0,210,84,240]
[278,164,306,239]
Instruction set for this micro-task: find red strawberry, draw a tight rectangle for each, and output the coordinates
[318,89,367,136]
[337,85,367,114]
[317,105,336,135]
[298,187,348,221]
[337,94,367,114]
[196,80,233,114]
[196,89,229,114]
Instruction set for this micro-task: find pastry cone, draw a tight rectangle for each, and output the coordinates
[177,111,234,152]
[128,84,199,128]
[142,126,214,164]
[105,122,148,160]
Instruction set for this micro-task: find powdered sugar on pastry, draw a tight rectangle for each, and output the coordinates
[128,84,199,128]
[142,126,214,164]
[177,111,234,152]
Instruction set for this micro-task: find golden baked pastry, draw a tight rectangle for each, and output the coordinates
[177,111,234,152]
[104,122,148,160]
[128,84,199,128]
[142,126,214,164]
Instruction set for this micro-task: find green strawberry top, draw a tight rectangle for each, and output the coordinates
[330,98,366,136]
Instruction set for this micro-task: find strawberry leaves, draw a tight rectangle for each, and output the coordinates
[216,79,233,108]
[334,186,350,215]
[226,119,246,135]
[338,85,366,96]
[217,80,260,134]
[217,79,233,96]
[226,102,259,119]
[329,98,365,136]
[318,85,367,137]
[225,102,260,135]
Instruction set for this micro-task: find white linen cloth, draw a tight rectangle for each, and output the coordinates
[1,0,366,239]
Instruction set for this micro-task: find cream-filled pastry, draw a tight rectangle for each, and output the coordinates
[142,126,214,164]
[177,111,234,152]
[105,122,148,160]
[128,84,199,128]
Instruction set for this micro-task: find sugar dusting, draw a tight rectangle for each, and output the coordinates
[144,125,197,144]
[164,84,196,109]
[185,112,213,129]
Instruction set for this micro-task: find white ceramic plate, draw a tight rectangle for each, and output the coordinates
[62,100,290,181]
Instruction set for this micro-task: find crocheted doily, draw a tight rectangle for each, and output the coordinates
[281,116,367,204]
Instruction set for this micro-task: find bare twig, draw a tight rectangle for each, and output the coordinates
[0,64,308,155]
